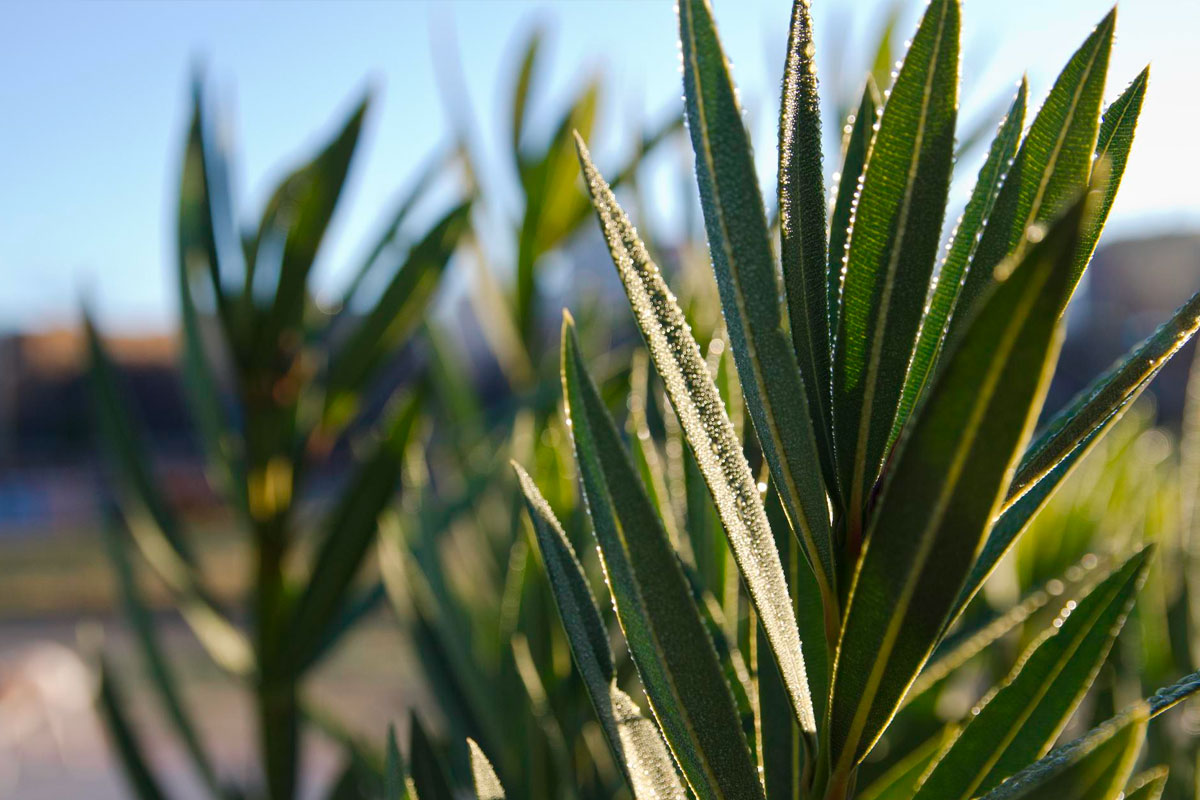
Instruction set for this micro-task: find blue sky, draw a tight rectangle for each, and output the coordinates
[2,0,1197,333]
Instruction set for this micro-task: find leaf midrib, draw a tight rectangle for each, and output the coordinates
[849,0,952,516]
[835,252,1048,772]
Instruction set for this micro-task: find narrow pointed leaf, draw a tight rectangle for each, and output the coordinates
[178,84,245,504]
[576,140,821,736]
[409,714,455,800]
[828,78,879,338]
[828,192,1092,772]
[1008,289,1200,506]
[679,0,836,596]
[286,392,420,671]
[515,465,687,800]
[254,95,368,350]
[856,726,958,800]
[467,739,505,800]
[891,80,1027,445]
[97,658,171,800]
[385,724,411,800]
[102,519,221,794]
[1067,66,1149,292]
[954,415,1112,622]
[831,0,960,525]
[779,0,837,495]
[913,548,1151,800]
[980,703,1148,800]
[510,29,542,166]
[913,552,1109,702]
[1147,668,1200,717]
[945,11,1113,343]
[561,316,764,799]
[1124,767,1169,800]
[324,204,469,430]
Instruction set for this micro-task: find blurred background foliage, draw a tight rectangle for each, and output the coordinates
[1,3,1198,800]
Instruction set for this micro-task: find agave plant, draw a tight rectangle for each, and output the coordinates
[87,76,472,800]
[487,1,1200,799]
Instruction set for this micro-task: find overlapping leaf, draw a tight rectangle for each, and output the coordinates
[913,548,1150,800]
[515,465,686,800]
[827,191,1091,776]
[561,316,763,799]
[679,0,836,600]
[575,138,821,733]
[831,0,959,531]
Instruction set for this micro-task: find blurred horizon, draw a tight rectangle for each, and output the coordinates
[3,0,1200,336]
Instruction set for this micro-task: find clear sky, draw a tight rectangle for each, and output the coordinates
[2,0,1197,334]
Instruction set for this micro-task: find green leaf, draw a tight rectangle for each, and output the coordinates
[324,203,469,430]
[576,139,822,737]
[979,703,1148,800]
[831,0,959,534]
[913,548,1151,800]
[409,714,455,800]
[679,0,837,602]
[515,465,687,800]
[1008,289,1200,508]
[561,315,764,799]
[339,145,457,311]
[1124,767,1169,800]
[890,79,1027,446]
[827,190,1092,776]
[286,392,420,672]
[1147,667,1200,717]
[1067,66,1149,293]
[385,724,411,800]
[101,519,221,795]
[856,726,958,800]
[828,78,879,340]
[944,10,1113,345]
[779,0,837,497]
[86,313,194,563]
[252,94,369,353]
[467,739,506,800]
[953,421,1110,624]
[178,81,245,508]
[911,552,1109,703]
[96,657,171,800]
[510,29,543,167]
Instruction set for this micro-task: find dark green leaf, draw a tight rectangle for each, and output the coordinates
[828,77,879,341]
[913,548,1151,800]
[385,724,410,800]
[827,191,1092,776]
[324,204,470,430]
[945,10,1113,344]
[409,714,455,800]
[831,0,959,534]
[891,80,1027,446]
[1008,289,1200,508]
[252,95,369,353]
[561,315,764,799]
[286,392,420,671]
[979,703,1148,800]
[576,139,822,737]
[510,29,543,168]
[1147,668,1200,717]
[779,0,837,497]
[856,726,958,800]
[679,0,837,603]
[515,465,686,800]
[1067,66,1149,293]
[102,518,221,795]
[96,657,171,800]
